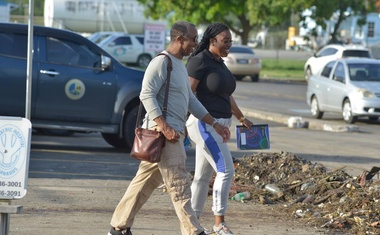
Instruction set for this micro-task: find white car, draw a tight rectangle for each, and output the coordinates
[95,32,157,67]
[223,45,261,82]
[87,31,116,44]
[306,58,380,123]
[304,44,371,81]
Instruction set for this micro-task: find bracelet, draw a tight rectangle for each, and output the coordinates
[239,116,246,123]
[211,119,218,128]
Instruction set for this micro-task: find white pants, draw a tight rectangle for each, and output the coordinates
[186,115,234,217]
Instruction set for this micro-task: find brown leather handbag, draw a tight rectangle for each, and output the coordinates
[130,53,172,163]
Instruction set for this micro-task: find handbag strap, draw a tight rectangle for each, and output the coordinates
[135,53,173,129]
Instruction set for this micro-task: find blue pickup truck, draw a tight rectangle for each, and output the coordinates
[0,23,145,149]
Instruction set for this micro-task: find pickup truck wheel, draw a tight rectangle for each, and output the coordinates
[137,54,152,68]
[123,105,142,149]
[101,133,127,149]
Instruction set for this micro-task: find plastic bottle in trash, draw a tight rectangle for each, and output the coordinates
[230,191,251,201]
[264,184,284,197]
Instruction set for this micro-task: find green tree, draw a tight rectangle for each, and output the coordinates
[300,0,376,43]
[7,0,44,16]
[137,0,308,45]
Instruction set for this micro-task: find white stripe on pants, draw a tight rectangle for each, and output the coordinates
[186,115,234,217]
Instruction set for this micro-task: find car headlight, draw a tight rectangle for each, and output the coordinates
[356,88,375,98]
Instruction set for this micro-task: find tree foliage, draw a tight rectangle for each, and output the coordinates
[137,0,308,45]
[299,0,377,43]
[8,0,44,16]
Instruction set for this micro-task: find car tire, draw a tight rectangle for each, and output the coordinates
[123,105,143,149]
[310,96,323,119]
[342,99,357,124]
[137,54,152,67]
[251,74,259,82]
[234,75,245,81]
[305,67,312,82]
[101,105,141,149]
[101,132,127,149]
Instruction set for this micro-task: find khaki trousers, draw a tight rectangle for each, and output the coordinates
[110,134,204,235]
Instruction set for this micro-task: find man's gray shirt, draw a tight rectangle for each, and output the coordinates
[140,51,208,134]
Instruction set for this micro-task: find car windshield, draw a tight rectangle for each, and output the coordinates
[349,63,380,81]
[230,47,254,54]
[342,50,371,58]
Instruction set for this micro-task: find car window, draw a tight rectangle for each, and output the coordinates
[317,48,337,57]
[136,36,144,45]
[229,47,254,54]
[0,32,27,58]
[342,50,370,58]
[46,37,100,68]
[113,36,132,46]
[332,62,345,82]
[321,61,335,78]
[93,34,112,44]
[349,63,380,81]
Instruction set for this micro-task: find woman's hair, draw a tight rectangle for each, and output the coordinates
[188,22,229,60]
[170,21,196,42]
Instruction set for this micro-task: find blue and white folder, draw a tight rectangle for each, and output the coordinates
[236,124,270,150]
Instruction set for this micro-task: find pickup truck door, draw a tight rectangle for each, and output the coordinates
[34,36,116,123]
[0,32,38,117]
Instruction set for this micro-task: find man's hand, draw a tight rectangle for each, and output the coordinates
[162,125,180,143]
[154,115,180,143]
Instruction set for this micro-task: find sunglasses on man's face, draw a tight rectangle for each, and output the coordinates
[183,35,198,43]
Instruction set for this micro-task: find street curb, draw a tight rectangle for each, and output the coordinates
[240,107,360,133]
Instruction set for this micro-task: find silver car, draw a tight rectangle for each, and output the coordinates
[306,58,380,123]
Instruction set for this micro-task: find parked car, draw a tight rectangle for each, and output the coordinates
[87,31,116,44]
[0,23,145,149]
[306,58,380,123]
[304,44,372,81]
[223,45,261,82]
[95,32,157,67]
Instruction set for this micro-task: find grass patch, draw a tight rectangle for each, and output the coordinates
[261,58,305,81]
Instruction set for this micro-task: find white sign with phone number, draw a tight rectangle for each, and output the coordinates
[0,116,31,199]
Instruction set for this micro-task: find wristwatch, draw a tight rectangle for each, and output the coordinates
[239,116,246,123]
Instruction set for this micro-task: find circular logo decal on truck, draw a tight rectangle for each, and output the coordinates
[65,79,85,100]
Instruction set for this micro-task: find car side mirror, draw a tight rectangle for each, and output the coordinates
[101,55,111,70]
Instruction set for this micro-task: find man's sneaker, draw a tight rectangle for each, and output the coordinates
[213,222,233,235]
[107,227,132,235]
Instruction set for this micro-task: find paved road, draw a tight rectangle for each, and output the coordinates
[6,79,378,235]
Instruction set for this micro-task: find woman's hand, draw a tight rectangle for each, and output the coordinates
[214,123,231,143]
[241,118,253,129]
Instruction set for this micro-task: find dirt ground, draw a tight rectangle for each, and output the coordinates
[8,177,331,235]
[8,151,379,235]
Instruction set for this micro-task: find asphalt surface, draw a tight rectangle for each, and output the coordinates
[4,87,364,235]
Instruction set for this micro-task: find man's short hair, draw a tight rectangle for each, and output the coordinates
[170,21,195,42]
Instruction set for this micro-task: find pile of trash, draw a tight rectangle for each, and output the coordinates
[230,151,380,235]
